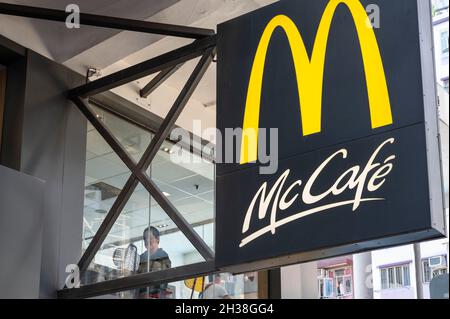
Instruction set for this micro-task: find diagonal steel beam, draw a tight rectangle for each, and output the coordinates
[139,47,216,169]
[70,96,138,172]
[134,50,216,260]
[78,177,139,274]
[0,3,215,39]
[73,49,215,273]
[68,35,216,98]
[140,64,182,98]
[70,98,142,274]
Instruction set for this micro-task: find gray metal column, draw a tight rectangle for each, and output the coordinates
[353,252,373,299]
[0,165,44,298]
[3,48,87,298]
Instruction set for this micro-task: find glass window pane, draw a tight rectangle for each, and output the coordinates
[151,144,215,247]
[83,127,132,251]
[403,265,411,287]
[423,260,431,283]
[324,278,334,298]
[388,268,395,289]
[395,267,403,287]
[441,31,449,53]
[381,269,388,289]
[83,104,153,252]
[89,103,152,162]
[81,181,211,286]
[334,269,344,277]
[81,104,215,287]
[344,276,352,295]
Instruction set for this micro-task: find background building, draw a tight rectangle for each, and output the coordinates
[433,0,449,90]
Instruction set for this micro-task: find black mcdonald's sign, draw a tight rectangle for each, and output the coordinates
[216,0,445,271]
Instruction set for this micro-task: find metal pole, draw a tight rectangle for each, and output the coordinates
[413,243,424,299]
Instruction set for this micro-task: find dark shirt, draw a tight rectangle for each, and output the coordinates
[137,248,171,298]
[139,248,170,267]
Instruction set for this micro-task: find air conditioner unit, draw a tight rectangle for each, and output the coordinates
[429,256,445,268]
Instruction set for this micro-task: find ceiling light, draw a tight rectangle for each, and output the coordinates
[162,147,174,154]
[157,224,169,229]
[162,191,171,197]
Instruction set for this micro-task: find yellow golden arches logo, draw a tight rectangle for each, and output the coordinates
[240,0,393,164]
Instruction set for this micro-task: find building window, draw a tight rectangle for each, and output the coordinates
[432,0,449,17]
[319,278,334,298]
[403,265,411,287]
[444,79,449,92]
[441,30,449,55]
[334,269,352,297]
[380,264,411,289]
[381,268,388,289]
[318,267,353,298]
[343,275,353,296]
[422,256,448,283]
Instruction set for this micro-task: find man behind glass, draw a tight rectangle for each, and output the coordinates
[137,226,172,299]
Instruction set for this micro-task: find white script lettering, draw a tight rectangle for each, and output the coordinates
[240,138,395,247]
